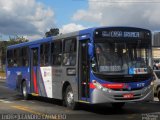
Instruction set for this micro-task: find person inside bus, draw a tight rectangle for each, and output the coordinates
[121,49,129,73]
[63,53,70,65]
[115,48,131,73]
[153,60,158,70]
[63,53,76,66]
[70,53,76,66]
[96,46,103,64]
[95,45,107,70]
[13,59,18,67]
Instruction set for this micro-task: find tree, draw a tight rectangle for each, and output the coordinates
[45,28,59,37]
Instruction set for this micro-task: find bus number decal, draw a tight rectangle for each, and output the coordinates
[137,83,145,88]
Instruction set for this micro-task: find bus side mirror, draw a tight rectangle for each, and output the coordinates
[88,43,94,59]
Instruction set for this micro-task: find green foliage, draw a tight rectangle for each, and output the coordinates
[45,28,59,37]
[8,36,28,45]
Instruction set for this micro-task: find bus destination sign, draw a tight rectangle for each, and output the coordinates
[101,31,140,38]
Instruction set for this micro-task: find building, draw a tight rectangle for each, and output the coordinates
[152,32,160,70]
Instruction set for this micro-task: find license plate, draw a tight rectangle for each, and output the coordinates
[123,93,134,99]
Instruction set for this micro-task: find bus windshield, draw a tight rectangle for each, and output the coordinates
[92,41,150,75]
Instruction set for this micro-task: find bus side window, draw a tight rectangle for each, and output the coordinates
[16,48,24,67]
[7,50,14,67]
[21,47,29,66]
[40,43,50,66]
[7,47,29,68]
[14,49,19,67]
[63,38,76,66]
[51,40,62,66]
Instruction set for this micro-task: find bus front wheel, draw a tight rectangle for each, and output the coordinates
[157,88,160,101]
[21,81,29,100]
[64,85,78,110]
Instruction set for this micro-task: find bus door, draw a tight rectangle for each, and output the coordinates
[29,46,40,94]
[79,40,90,100]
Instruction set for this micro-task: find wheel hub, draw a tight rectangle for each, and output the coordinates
[23,85,27,96]
[67,91,74,104]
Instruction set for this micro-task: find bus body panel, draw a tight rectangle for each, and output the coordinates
[40,66,52,98]
[6,26,154,105]
[6,67,30,92]
[52,66,63,99]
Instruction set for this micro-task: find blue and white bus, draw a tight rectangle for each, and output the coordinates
[6,26,154,109]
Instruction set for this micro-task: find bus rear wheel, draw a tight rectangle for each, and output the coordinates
[112,102,125,109]
[64,85,78,110]
[21,81,29,100]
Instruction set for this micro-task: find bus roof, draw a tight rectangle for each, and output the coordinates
[7,37,52,49]
[7,26,150,49]
[7,27,94,49]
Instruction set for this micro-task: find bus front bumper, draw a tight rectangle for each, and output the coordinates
[91,85,154,104]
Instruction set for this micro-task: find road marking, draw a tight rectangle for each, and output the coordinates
[12,105,42,115]
[11,105,58,120]
[0,99,12,103]
[0,85,9,89]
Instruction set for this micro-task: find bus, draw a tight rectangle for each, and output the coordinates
[6,26,154,109]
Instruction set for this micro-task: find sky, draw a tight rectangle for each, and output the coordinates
[0,0,160,40]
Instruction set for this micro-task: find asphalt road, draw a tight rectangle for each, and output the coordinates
[0,81,160,120]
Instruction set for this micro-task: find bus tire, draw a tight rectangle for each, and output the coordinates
[64,85,78,110]
[21,81,29,100]
[157,88,160,102]
[112,102,125,109]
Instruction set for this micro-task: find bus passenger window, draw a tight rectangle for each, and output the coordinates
[40,43,50,66]
[7,50,14,67]
[33,49,38,66]
[51,40,62,66]
[63,38,77,66]
[14,49,20,67]
[63,53,70,65]
[21,47,29,66]
[13,59,17,67]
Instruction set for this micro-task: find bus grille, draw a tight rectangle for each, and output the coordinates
[112,87,143,91]
[94,73,151,83]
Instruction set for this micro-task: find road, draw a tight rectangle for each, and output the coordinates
[0,81,160,120]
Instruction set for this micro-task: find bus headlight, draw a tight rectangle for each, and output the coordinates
[92,80,111,93]
[102,87,112,93]
[92,80,103,90]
